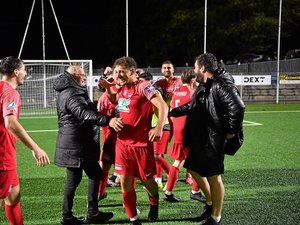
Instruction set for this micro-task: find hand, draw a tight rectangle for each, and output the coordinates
[109,117,124,132]
[98,78,115,89]
[32,148,50,167]
[226,133,235,139]
[104,66,113,75]
[148,127,163,142]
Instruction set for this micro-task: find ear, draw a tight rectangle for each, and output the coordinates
[200,65,206,73]
[13,69,19,77]
[130,68,136,76]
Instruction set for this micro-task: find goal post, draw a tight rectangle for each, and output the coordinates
[19,59,93,116]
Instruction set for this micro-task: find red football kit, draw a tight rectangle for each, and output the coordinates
[154,77,182,105]
[0,81,21,197]
[98,93,118,164]
[169,85,195,160]
[114,79,157,180]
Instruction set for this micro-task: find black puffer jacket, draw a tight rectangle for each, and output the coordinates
[53,72,111,168]
[170,69,245,153]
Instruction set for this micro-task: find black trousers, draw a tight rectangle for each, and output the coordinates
[62,161,102,217]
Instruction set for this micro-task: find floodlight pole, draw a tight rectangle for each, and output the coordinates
[19,0,72,108]
[276,0,282,104]
[41,0,47,107]
[18,0,36,58]
[204,0,207,53]
[126,0,129,57]
[18,0,70,60]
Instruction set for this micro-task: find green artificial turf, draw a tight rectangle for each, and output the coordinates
[0,103,299,225]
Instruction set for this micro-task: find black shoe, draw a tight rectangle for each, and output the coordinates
[61,216,85,225]
[86,211,114,224]
[202,217,223,225]
[130,219,142,225]
[148,204,158,222]
[164,193,182,202]
[190,192,206,203]
[198,204,212,221]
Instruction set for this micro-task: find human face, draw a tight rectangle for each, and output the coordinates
[194,61,204,82]
[161,63,174,79]
[15,64,27,86]
[114,65,136,86]
[73,68,87,86]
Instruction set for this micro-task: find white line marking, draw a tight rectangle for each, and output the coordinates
[21,116,57,119]
[27,129,58,133]
[243,120,263,126]
[246,110,300,114]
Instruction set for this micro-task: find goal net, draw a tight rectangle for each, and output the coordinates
[19,60,93,116]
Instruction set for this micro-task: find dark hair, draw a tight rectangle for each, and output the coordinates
[195,53,218,73]
[0,56,24,75]
[138,72,153,81]
[181,69,195,84]
[161,60,174,67]
[113,56,137,69]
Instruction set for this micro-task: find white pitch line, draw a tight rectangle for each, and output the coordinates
[21,116,57,119]
[243,120,263,126]
[246,110,300,114]
[27,129,58,133]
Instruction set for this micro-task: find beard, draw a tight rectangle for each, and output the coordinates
[195,73,204,83]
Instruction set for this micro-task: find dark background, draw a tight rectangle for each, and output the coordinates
[1,0,299,68]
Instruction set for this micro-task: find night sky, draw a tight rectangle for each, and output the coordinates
[1,0,129,69]
[1,1,299,69]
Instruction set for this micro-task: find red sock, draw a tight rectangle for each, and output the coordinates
[98,173,109,197]
[192,180,200,192]
[5,202,24,225]
[155,159,163,179]
[159,157,170,175]
[122,190,137,218]
[166,166,179,192]
[148,193,159,206]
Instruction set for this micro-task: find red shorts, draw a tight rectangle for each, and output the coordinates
[0,170,19,198]
[169,143,189,161]
[100,133,117,165]
[115,139,156,181]
[153,130,171,155]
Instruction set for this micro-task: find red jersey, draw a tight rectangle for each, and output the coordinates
[0,81,21,171]
[117,79,156,146]
[98,92,118,141]
[154,77,182,105]
[170,85,194,143]
[97,92,117,117]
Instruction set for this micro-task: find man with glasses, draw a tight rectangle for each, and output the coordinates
[53,65,123,225]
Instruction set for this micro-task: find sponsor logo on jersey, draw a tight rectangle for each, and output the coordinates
[145,85,155,93]
[117,98,130,112]
[7,102,16,109]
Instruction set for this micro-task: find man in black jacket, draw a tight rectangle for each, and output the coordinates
[53,65,123,225]
[170,53,245,225]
